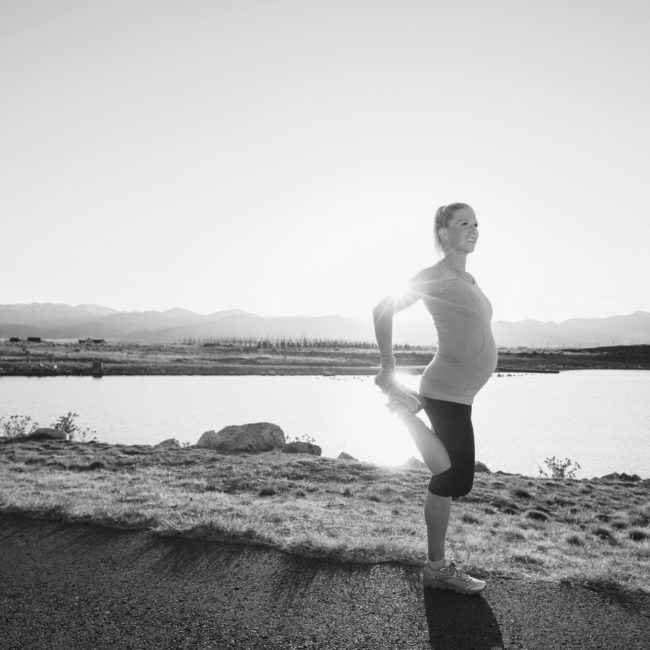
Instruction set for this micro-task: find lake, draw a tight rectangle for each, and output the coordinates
[1,370,648,479]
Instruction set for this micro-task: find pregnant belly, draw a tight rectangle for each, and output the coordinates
[439,328,487,364]
[428,330,497,388]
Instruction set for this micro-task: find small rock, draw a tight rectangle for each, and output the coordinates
[28,428,68,440]
[155,438,181,449]
[475,461,491,473]
[403,456,426,470]
[601,472,640,482]
[281,441,322,456]
[337,452,358,461]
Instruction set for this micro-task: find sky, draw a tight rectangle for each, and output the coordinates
[1,0,649,325]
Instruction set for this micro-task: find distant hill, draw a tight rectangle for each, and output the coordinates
[0,303,648,348]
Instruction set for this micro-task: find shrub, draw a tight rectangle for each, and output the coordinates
[286,434,317,445]
[461,514,482,525]
[592,527,619,545]
[525,510,549,522]
[0,415,39,438]
[538,456,581,479]
[50,412,97,442]
[628,529,649,542]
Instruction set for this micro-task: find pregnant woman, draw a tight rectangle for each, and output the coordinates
[373,202,497,595]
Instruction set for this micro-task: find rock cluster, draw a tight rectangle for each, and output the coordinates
[195,423,325,456]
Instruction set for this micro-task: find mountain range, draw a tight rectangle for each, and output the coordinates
[0,303,649,348]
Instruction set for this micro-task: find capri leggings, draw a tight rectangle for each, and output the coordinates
[421,397,475,497]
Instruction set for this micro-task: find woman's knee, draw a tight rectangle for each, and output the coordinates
[454,471,474,497]
[428,467,474,497]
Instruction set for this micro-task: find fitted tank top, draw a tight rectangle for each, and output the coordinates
[416,261,497,405]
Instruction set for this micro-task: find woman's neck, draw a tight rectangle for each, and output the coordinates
[443,250,468,272]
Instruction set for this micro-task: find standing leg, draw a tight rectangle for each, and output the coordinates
[425,490,451,562]
[421,400,486,594]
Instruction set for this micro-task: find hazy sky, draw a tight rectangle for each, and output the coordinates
[2,0,649,324]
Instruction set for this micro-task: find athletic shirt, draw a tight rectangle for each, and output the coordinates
[416,261,497,405]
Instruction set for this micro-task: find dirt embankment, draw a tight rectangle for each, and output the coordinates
[1,342,649,377]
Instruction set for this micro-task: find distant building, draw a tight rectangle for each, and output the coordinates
[91,360,103,377]
[27,337,42,343]
[9,337,21,342]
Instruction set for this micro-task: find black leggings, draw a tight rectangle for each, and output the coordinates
[421,397,475,497]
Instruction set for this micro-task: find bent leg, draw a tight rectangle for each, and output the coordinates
[392,407,451,475]
[424,399,475,498]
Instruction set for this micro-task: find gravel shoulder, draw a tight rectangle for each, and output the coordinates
[1,514,649,649]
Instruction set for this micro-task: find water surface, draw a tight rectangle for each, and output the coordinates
[1,370,648,478]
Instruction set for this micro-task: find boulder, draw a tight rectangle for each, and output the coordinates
[474,461,491,473]
[282,441,322,456]
[156,438,181,449]
[29,428,68,440]
[337,452,358,461]
[197,422,285,453]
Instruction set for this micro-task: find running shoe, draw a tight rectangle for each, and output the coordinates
[423,561,486,595]
[385,385,422,414]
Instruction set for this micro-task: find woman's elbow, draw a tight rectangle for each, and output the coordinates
[373,298,393,322]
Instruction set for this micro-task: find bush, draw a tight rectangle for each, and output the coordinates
[628,529,649,542]
[285,434,316,445]
[0,415,39,438]
[538,456,581,479]
[50,411,97,442]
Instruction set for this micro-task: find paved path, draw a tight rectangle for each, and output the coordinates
[1,514,648,649]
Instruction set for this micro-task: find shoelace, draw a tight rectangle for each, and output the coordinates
[438,563,474,583]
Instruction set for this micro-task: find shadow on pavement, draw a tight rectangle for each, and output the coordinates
[423,588,503,649]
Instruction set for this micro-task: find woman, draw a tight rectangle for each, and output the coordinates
[373,202,497,595]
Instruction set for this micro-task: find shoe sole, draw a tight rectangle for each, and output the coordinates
[423,580,486,595]
[386,390,422,414]
[387,400,421,415]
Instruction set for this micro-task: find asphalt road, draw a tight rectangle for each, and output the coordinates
[1,514,648,649]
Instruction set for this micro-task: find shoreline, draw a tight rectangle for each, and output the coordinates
[1,341,649,377]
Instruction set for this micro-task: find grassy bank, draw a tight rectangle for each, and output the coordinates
[1,438,648,593]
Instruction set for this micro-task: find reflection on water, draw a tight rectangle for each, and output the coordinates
[1,370,648,478]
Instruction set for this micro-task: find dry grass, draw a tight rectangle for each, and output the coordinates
[1,438,648,592]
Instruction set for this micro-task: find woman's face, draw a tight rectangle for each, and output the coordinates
[440,207,479,254]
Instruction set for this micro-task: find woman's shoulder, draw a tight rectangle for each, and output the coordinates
[413,261,449,282]
[409,261,453,294]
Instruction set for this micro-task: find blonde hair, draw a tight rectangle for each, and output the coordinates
[434,203,472,252]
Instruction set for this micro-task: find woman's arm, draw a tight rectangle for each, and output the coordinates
[372,270,428,389]
[372,296,398,388]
